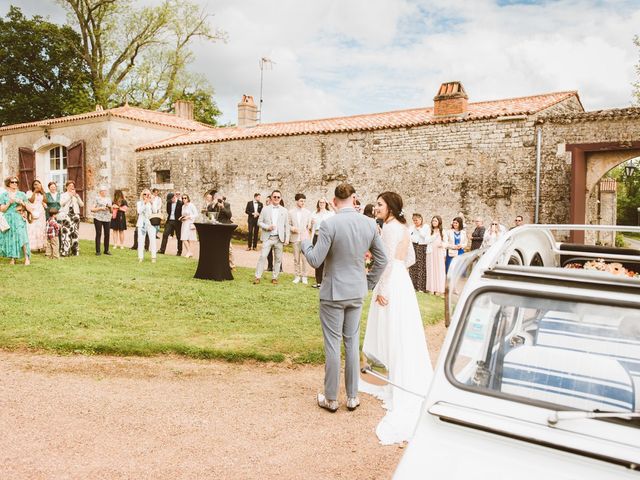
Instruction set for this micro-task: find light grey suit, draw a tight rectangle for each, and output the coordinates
[255,204,290,279]
[302,207,387,401]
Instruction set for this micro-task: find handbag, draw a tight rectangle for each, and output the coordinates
[0,212,9,232]
[447,248,460,258]
[149,213,162,226]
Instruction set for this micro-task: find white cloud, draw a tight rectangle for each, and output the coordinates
[2,0,640,123]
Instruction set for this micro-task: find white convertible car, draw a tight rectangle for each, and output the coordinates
[393,225,640,479]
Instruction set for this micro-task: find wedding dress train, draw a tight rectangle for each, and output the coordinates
[360,219,433,445]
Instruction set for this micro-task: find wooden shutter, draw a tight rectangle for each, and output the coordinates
[67,141,86,216]
[18,147,35,192]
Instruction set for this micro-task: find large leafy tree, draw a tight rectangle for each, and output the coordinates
[58,0,225,124]
[0,6,93,126]
[610,164,640,226]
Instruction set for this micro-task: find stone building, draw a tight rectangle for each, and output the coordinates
[2,82,639,241]
[0,100,207,211]
[136,83,585,228]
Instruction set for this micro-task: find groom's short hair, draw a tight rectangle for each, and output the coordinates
[335,183,355,200]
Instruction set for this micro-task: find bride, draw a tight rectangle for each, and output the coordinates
[360,191,433,445]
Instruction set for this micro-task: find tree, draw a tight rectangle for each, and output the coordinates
[58,0,225,124]
[611,163,640,226]
[0,6,93,126]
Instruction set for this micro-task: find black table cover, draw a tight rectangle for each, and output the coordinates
[194,222,237,281]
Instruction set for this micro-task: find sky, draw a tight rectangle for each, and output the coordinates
[3,0,640,124]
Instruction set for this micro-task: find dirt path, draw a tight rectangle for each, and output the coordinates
[0,322,446,480]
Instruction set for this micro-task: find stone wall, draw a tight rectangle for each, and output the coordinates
[537,108,640,228]
[136,97,585,230]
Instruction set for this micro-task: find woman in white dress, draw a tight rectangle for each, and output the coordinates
[360,191,433,445]
[26,179,47,252]
[136,189,157,263]
[180,194,198,258]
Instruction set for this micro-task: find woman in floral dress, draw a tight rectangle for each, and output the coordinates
[0,176,32,265]
[26,179,47,252]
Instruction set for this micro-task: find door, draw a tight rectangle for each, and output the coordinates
[18,147,35,192]
[67,141,85,216]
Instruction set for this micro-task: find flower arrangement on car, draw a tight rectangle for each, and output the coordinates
[564,258,640,278]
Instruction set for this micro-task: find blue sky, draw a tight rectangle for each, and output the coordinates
[2,0,640,124]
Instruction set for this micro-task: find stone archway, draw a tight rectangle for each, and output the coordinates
[566,141,640,243]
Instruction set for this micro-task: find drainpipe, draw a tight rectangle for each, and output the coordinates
[534,127,542,224]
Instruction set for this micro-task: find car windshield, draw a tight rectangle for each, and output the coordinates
[450,291,640,425]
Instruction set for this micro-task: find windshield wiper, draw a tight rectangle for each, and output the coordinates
[548,410,640,426]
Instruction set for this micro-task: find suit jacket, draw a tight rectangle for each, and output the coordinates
[302,207,387,301]
[288,207,312,242]
[245,200,263,221]
[166,199,183,221]
[213,201,232,223]
[257,204,290,243]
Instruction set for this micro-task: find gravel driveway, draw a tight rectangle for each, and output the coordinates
[0,323,445,480]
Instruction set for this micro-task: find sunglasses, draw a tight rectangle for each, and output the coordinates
[9,180,18,184]
[272,196,281,199]
[491,223,498,225]
[182,197,188,200]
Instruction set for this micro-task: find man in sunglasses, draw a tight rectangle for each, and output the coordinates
[253,189,290,284]
[158,191,183,256]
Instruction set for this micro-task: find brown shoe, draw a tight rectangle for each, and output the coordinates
[253,278,260,284]
[271,279,278,285]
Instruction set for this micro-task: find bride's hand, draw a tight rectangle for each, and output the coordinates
[375,295,388,306]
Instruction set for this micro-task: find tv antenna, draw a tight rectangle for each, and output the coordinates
[258,57,275,123]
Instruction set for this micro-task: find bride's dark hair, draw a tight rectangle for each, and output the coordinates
[377,191,406,224]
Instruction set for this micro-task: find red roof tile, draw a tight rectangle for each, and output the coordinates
[0,105,210,133]
[136,91,580,151]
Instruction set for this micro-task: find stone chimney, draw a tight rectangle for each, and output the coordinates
[237,95,257,128]
[433,81,468,117]
[174,100,194,120]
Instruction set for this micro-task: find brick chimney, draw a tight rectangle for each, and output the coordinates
[174,100,194,120]
[237,95,257,127]
[433,81,468,117]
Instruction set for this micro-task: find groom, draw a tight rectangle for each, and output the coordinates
[302,183,387,412]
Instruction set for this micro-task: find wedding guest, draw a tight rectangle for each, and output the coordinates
[425,215,446,296]
[470,217,485,250]
[150,188,162,237]
[289,193,312,285]
[136,189,157,263]
[512,215,525,229]
[91,185,112,256]
[265,194,285,272]
[254,189,290,285]
[45,208,61,259]
[444,216,467,273]
[203,192,215,212]
[408,213,428,292]
[309,198,335,288]
[45,181,61,219]
[0,176,31,265]
[245,193,263,251]
[59,180,84,256]
[363,203,375,218]
[110,189,128,249]
[26,179,47,252]
[482,219,506,248]
[180,194,198,258]
[212,192,235,268]
[158,192,182,256]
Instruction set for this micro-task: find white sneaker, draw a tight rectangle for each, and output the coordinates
[292,276,301,284]
[302,277,308,285]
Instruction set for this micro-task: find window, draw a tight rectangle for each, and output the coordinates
[155,170,171,184]
[49,146,68,188]
[450,291,640,424]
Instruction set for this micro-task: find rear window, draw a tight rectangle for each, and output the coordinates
[449,291,640,425]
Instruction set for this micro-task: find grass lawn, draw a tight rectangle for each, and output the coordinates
[0,240,444,364]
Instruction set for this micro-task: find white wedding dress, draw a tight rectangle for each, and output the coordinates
[360,219,433,445]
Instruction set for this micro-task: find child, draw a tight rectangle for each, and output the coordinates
[45,208,61,259]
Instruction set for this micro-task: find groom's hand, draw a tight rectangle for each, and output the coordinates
[375,295,388,306]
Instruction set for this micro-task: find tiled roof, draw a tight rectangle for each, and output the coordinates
[136,91,580,151]
[0,105,210,133]
[537,106,640,124]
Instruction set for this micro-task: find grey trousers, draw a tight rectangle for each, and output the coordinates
[255,236,283,279]
[319,298,363,401]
